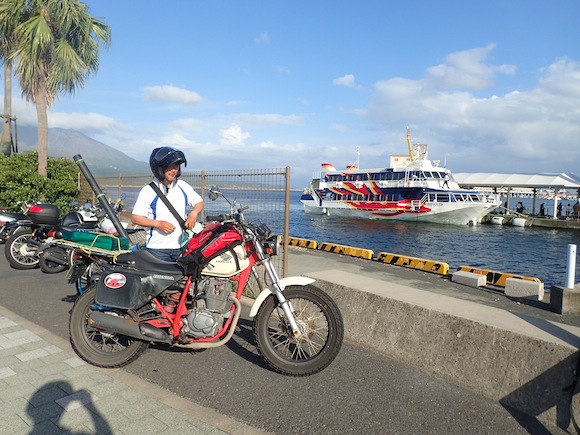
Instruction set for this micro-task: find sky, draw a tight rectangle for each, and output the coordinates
[5,0,580,187]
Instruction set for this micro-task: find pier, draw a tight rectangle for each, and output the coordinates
[287,246,580,432]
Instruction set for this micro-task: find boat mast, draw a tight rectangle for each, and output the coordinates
[406,126,415,161]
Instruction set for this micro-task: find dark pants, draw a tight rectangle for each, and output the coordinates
[147,248,181,262]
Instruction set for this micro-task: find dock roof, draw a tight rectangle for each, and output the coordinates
[453,172,580,191]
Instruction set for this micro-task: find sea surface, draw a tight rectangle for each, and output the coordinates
[118,187,579,289]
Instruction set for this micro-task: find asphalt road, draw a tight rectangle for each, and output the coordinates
[0,251,564,434]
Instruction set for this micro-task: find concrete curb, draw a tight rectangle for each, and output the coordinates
[302,268,580,430]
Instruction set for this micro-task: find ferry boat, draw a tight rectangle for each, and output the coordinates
[300,129,500,225]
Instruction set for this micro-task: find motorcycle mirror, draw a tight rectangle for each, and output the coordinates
[208,185,220,201]
[70,201,79,207]
[121,193,126,200]
[84,203,92,210]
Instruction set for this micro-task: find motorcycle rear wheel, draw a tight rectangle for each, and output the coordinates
[253,285,344,377]
[4,227,38,269]
[69,286,149,368]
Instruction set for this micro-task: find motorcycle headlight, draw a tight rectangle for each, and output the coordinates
[264,234,281,256]
[255,223,271,239]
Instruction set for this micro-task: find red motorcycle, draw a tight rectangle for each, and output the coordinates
[69,186,344,376]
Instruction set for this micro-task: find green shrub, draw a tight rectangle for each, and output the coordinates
[0,151,79,213]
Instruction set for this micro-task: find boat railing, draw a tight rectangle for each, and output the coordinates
[413,193,430,210]
[310,187,323,206]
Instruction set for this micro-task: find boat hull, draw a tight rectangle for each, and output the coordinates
[301,197,498,225]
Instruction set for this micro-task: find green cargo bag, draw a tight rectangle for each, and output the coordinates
[61,230,130,251]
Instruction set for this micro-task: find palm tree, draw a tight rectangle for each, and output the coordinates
[8,0,111,176]
[0,0,25,157]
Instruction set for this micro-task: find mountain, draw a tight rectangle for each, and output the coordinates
[15,126,150,175]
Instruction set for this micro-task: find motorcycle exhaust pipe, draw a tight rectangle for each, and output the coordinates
[42,250,68,266]
[27,238,42,247]
[88,311,171,343]
[73,154,130,240]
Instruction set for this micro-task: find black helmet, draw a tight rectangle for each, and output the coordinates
[149,147,187,181]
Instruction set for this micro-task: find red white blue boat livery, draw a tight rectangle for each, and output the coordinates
[301,130,500,225]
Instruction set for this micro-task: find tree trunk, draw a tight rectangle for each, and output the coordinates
[0,62,13,157]
[35,89,49,177]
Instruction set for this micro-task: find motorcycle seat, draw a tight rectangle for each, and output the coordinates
[115,250,183,275]
[0,212,27,220]
[59,223,98,232]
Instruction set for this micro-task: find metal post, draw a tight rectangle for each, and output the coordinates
[283,166,290,278]
[566,244,577,288]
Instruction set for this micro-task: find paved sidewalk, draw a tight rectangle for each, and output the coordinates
[0,305,267,435]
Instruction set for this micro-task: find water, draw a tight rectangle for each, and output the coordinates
[121,187,580,288]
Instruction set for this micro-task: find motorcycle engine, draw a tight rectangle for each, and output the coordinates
[183,277,233,338]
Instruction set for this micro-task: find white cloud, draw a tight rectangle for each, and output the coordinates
[425,44,516,89]
[330,123,349,133]
[169,118,207,131]
[254,32,270,45]
[333,74,356,87]
[48,111,123,132]
[219,124,250,146]
[142,85,203,105]
[362,47,580,173]
[225,113,303,126]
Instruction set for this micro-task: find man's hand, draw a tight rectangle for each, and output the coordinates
[155,220,176,234]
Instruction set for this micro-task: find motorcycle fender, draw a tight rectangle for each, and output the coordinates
[248,276,315,318]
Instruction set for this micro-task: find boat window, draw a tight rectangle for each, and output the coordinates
[433,172,442,179]
[436,194,450,202]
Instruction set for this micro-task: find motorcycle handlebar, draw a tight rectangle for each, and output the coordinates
[206,214,226,222]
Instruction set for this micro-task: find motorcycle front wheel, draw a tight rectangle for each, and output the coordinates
[4,227,39,269]
[253,285,344,377]
[69,286,149,368]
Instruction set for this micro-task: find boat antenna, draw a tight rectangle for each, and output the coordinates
[348,146,360,169]
[406,126,415,161]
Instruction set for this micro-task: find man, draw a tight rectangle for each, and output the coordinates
[132,147,204,261]
[442,172,450,189]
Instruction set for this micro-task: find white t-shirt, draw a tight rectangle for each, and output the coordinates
[132,179,203,249]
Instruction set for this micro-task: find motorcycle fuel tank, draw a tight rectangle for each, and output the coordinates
[202,244,250,277]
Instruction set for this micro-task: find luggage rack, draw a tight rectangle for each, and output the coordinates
[50,237,133,261]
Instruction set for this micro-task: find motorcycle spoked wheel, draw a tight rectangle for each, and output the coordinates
[4,227,39,270]
[69,286,149,368]
[39,246,69,274]
[253,284,344,377]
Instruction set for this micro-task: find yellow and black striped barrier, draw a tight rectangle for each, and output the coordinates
[318,242,374,260]
[287,235,534,281]
[376,252,450,275]
[457,266,541,288]
[288,237,318,249]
